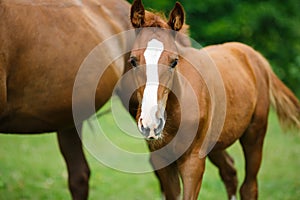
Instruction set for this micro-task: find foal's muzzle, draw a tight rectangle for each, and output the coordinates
[138,117,165,140]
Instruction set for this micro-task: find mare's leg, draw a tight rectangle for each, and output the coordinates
[208,150,238,200]
[178,153,206,200]
[150,155,181,200]
[0,67,7,114]
[57,124,90,200]
[239,113,268,200]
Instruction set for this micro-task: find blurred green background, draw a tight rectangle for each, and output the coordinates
[127,0,300,97]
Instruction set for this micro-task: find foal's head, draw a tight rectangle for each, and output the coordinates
[129,0,186,140]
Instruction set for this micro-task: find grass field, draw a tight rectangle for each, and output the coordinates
[0,102,300,200]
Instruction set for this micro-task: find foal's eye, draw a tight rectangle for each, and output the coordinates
[129,57,138,68]
[170,58,178,68]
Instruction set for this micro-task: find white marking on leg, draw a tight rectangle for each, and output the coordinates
[140,39,164,128]
[231,195,237,200]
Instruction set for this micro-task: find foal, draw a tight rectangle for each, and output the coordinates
[123,0,300,199]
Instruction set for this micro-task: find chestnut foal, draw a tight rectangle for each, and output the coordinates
[122,0,300,199]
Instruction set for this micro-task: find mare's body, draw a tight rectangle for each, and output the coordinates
[0,0,131,199]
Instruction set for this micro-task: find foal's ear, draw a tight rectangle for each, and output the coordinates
[130,0,145,28]
[168,2,185,31]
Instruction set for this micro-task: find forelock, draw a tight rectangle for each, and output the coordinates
[144,11,170,29]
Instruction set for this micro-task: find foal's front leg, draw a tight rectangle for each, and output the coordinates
[150,154,181,200]
[178,153,206,200]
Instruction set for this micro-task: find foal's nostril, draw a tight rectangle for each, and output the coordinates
[154,118,164,134]
[141,124,145,132]
[140,124,150,136]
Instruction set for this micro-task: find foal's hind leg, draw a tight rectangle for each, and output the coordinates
[208,150,238,199]
[57,124,90,200]
[239,114,268,200]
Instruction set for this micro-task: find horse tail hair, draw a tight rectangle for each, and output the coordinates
[265,61,300,131]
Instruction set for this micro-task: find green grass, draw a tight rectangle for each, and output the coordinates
[0,103,300,200]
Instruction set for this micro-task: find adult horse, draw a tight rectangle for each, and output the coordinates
[0,0,131,199]
[123,0,300,199]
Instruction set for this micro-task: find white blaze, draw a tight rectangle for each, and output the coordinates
[141,39,164,128]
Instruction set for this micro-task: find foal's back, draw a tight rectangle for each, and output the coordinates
[203,42,271,149]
